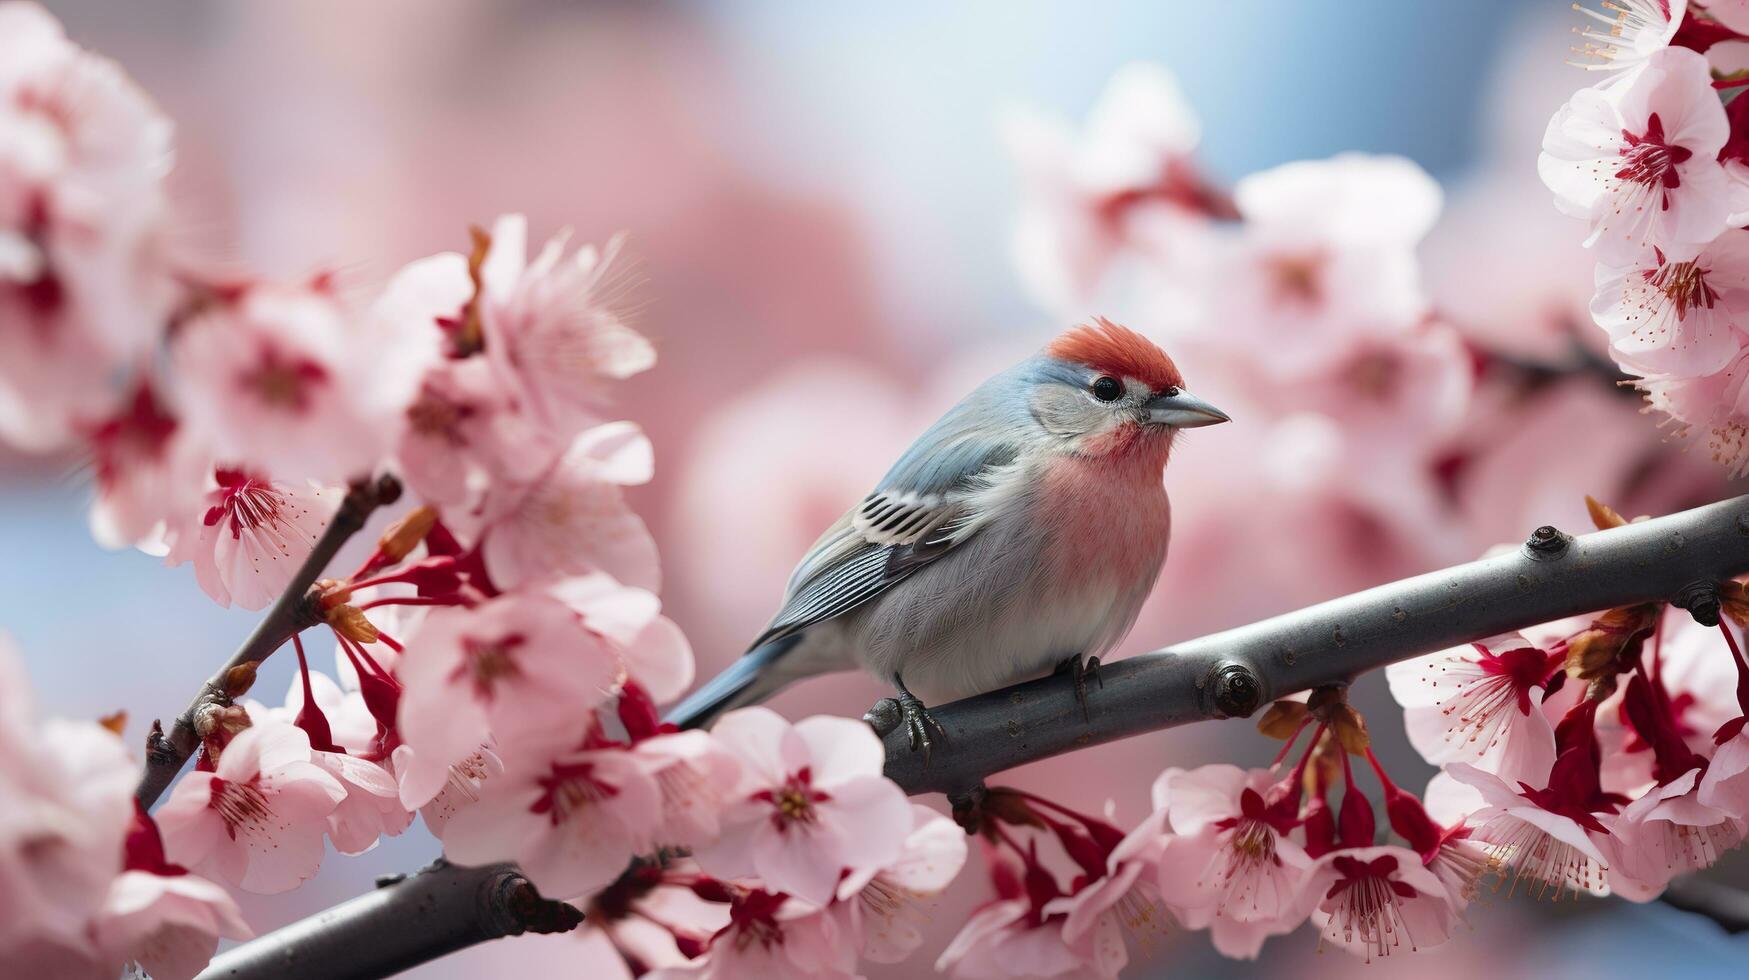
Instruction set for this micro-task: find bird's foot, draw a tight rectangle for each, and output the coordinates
[896,688,946,762]
[1055,654,1103,722]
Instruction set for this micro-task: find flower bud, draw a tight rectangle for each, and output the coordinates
[1564,603,1659,683]
[377,506,439,565]
[327,603,380,645]
[1255,700,1309,739]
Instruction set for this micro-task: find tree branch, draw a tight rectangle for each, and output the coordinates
[1659,876,1749,934]
[195,861,582,980]
[877,494,1749,797]
[135,474,402,810]
[191,493,1749,979]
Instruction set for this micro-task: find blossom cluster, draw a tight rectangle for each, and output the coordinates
[1541,1,1749,475]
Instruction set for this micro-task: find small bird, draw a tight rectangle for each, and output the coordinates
[666,318,1228,747]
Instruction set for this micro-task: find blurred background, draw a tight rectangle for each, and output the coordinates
[5,1,1749,976]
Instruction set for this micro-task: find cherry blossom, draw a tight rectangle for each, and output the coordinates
[935,842,1118,980]
[477,214,654,439]
[442,742,664,899]
[394,591,620,809]
[1606,768,1743,900]
[1442,755,1617,899]
[1299,846,1460,962]
[649,887,862,980]
[1202,153,1441,371]
[247,670,411,855]
[163,468,342,610]
[154,721,347,894]
[1637,343,1749,476]
[1001,61,1220,311]
[1591,232,1749,376]
[1385,632,1563,782]
[834,803,968,963]
[80,379,198,550]
[547,571,695,703]
[397,355,549,508]
[0,635,136,965]
[1539,47,1731,263]
[1151,764,1312,958]
[91,806,252,980]
[474,422,661,592]
[693,707,912,906]
[1037,804,1168,977]
[630,730,744,848]
[0,1,174,453]
[1568,1,1684,73]
[170,279,438,484]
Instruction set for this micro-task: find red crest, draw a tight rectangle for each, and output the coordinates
[1043,317,1183,392]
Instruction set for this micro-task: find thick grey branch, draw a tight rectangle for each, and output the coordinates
[135,474,401,810]
[1660,876,1749,934]
[196,861,582,980]
[878,494,1749,794]
[192,494,1749,979]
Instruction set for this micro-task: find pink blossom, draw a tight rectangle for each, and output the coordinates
[0,635,136,962]
[1540,47,1731,263]
[693,708,912,906]
[442,742,663,899]
[244,672,411,855]
[1001,62,1214,311]
[92,870,252,980]
[1151,764,1312,959]
[649,888,862,980]
[474,422,661,593]
[82,379,207,550]
[0,1,174,453]
[548,571,695,704]
[1442,760,1616,898]
[935,893,1107,980]
[155,721,346,894]
[631,731,744,848]
[397,355,549,508]
[1385,632,1561,782]
[1203,153,1441,371]
[1591,232,1749,376]
[1037,805,1169,977]
[1299,846,1460,961]
[477,214,654,439]
[835,803,969,963]
[163,468,342,610]
[1637,343,1749,476]
[393,743,505,838]
[1568,0,1684,73]
[1607,768,1743,900]
[170,279,437,484]
[394,591,620,808]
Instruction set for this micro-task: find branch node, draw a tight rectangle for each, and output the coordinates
[1674,580,1722,627]
[863,697,902,737]
[1524,524,1571,558]
[947,783,989,835]
[1211,662,1262,718]
[498,875,584,936]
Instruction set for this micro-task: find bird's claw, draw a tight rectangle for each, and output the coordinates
[896,689,945,763]
[1056,654,1102,722]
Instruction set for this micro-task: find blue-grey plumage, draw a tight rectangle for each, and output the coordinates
[664,320,1228,737]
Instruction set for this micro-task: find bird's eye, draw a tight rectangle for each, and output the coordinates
[1091,376,1122,402]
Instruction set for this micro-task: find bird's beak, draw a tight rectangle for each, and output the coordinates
[1145,389,1230,428]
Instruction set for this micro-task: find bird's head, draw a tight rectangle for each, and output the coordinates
[1024,318,1228,458]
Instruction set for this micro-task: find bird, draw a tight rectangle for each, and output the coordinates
[665,318,1228,749]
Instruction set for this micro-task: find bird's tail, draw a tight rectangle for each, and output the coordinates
[663,635,803,730]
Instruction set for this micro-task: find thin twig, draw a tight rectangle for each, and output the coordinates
[135,474,401,810]
[193,493,1749,979]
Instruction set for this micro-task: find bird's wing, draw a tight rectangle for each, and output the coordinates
[753,436,1021,649]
